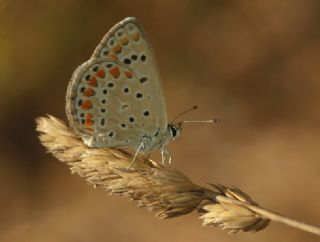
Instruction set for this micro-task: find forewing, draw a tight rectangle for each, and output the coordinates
[91,17,167,132]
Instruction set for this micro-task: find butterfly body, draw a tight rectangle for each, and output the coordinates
[66,17,181,163]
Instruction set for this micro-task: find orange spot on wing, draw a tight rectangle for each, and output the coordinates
[84,119,94,127]
[88,77,98,87]
[109,66,120,78]
[108,54,118,61]
[81,100,92,110]
[124,70,133,78]
[96,69,105,78]
[85,113,93,119]
[120,37,129,45]
[83,88,95,97]
[112,44,122,53]
[131,32,140,41]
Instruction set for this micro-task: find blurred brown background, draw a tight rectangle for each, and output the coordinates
[1,0,320,241]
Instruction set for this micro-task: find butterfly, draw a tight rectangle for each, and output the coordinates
[65,17,182,166]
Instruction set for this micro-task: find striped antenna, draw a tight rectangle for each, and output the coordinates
[182,119,220,124]
[171,105,220,125]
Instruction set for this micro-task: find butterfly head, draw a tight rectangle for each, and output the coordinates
[167,122,182,140]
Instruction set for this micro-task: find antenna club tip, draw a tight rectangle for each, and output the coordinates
[212,118,221,123]
[193,105,198,110]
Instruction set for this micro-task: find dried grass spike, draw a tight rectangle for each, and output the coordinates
[36,115,320,236]
[199,185,270,233]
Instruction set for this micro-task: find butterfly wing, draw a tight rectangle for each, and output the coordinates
[66,57,165,148]
[91,17,168,133]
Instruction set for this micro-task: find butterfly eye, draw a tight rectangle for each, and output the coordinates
[171,127,177,137]
[169,125,180,138]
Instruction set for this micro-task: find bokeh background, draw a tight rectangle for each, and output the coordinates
[1,0,320,241]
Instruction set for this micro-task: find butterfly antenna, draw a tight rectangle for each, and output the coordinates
[182,119,220,124]
[171,105,198,123]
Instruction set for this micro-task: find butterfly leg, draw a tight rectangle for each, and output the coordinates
[128,141,144,170]
[165,149,172,165]
[160,147,172,166]
[164,148,172,165]
[160,148,165,166]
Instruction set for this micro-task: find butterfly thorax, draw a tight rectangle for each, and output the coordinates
[141,123,181,151]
